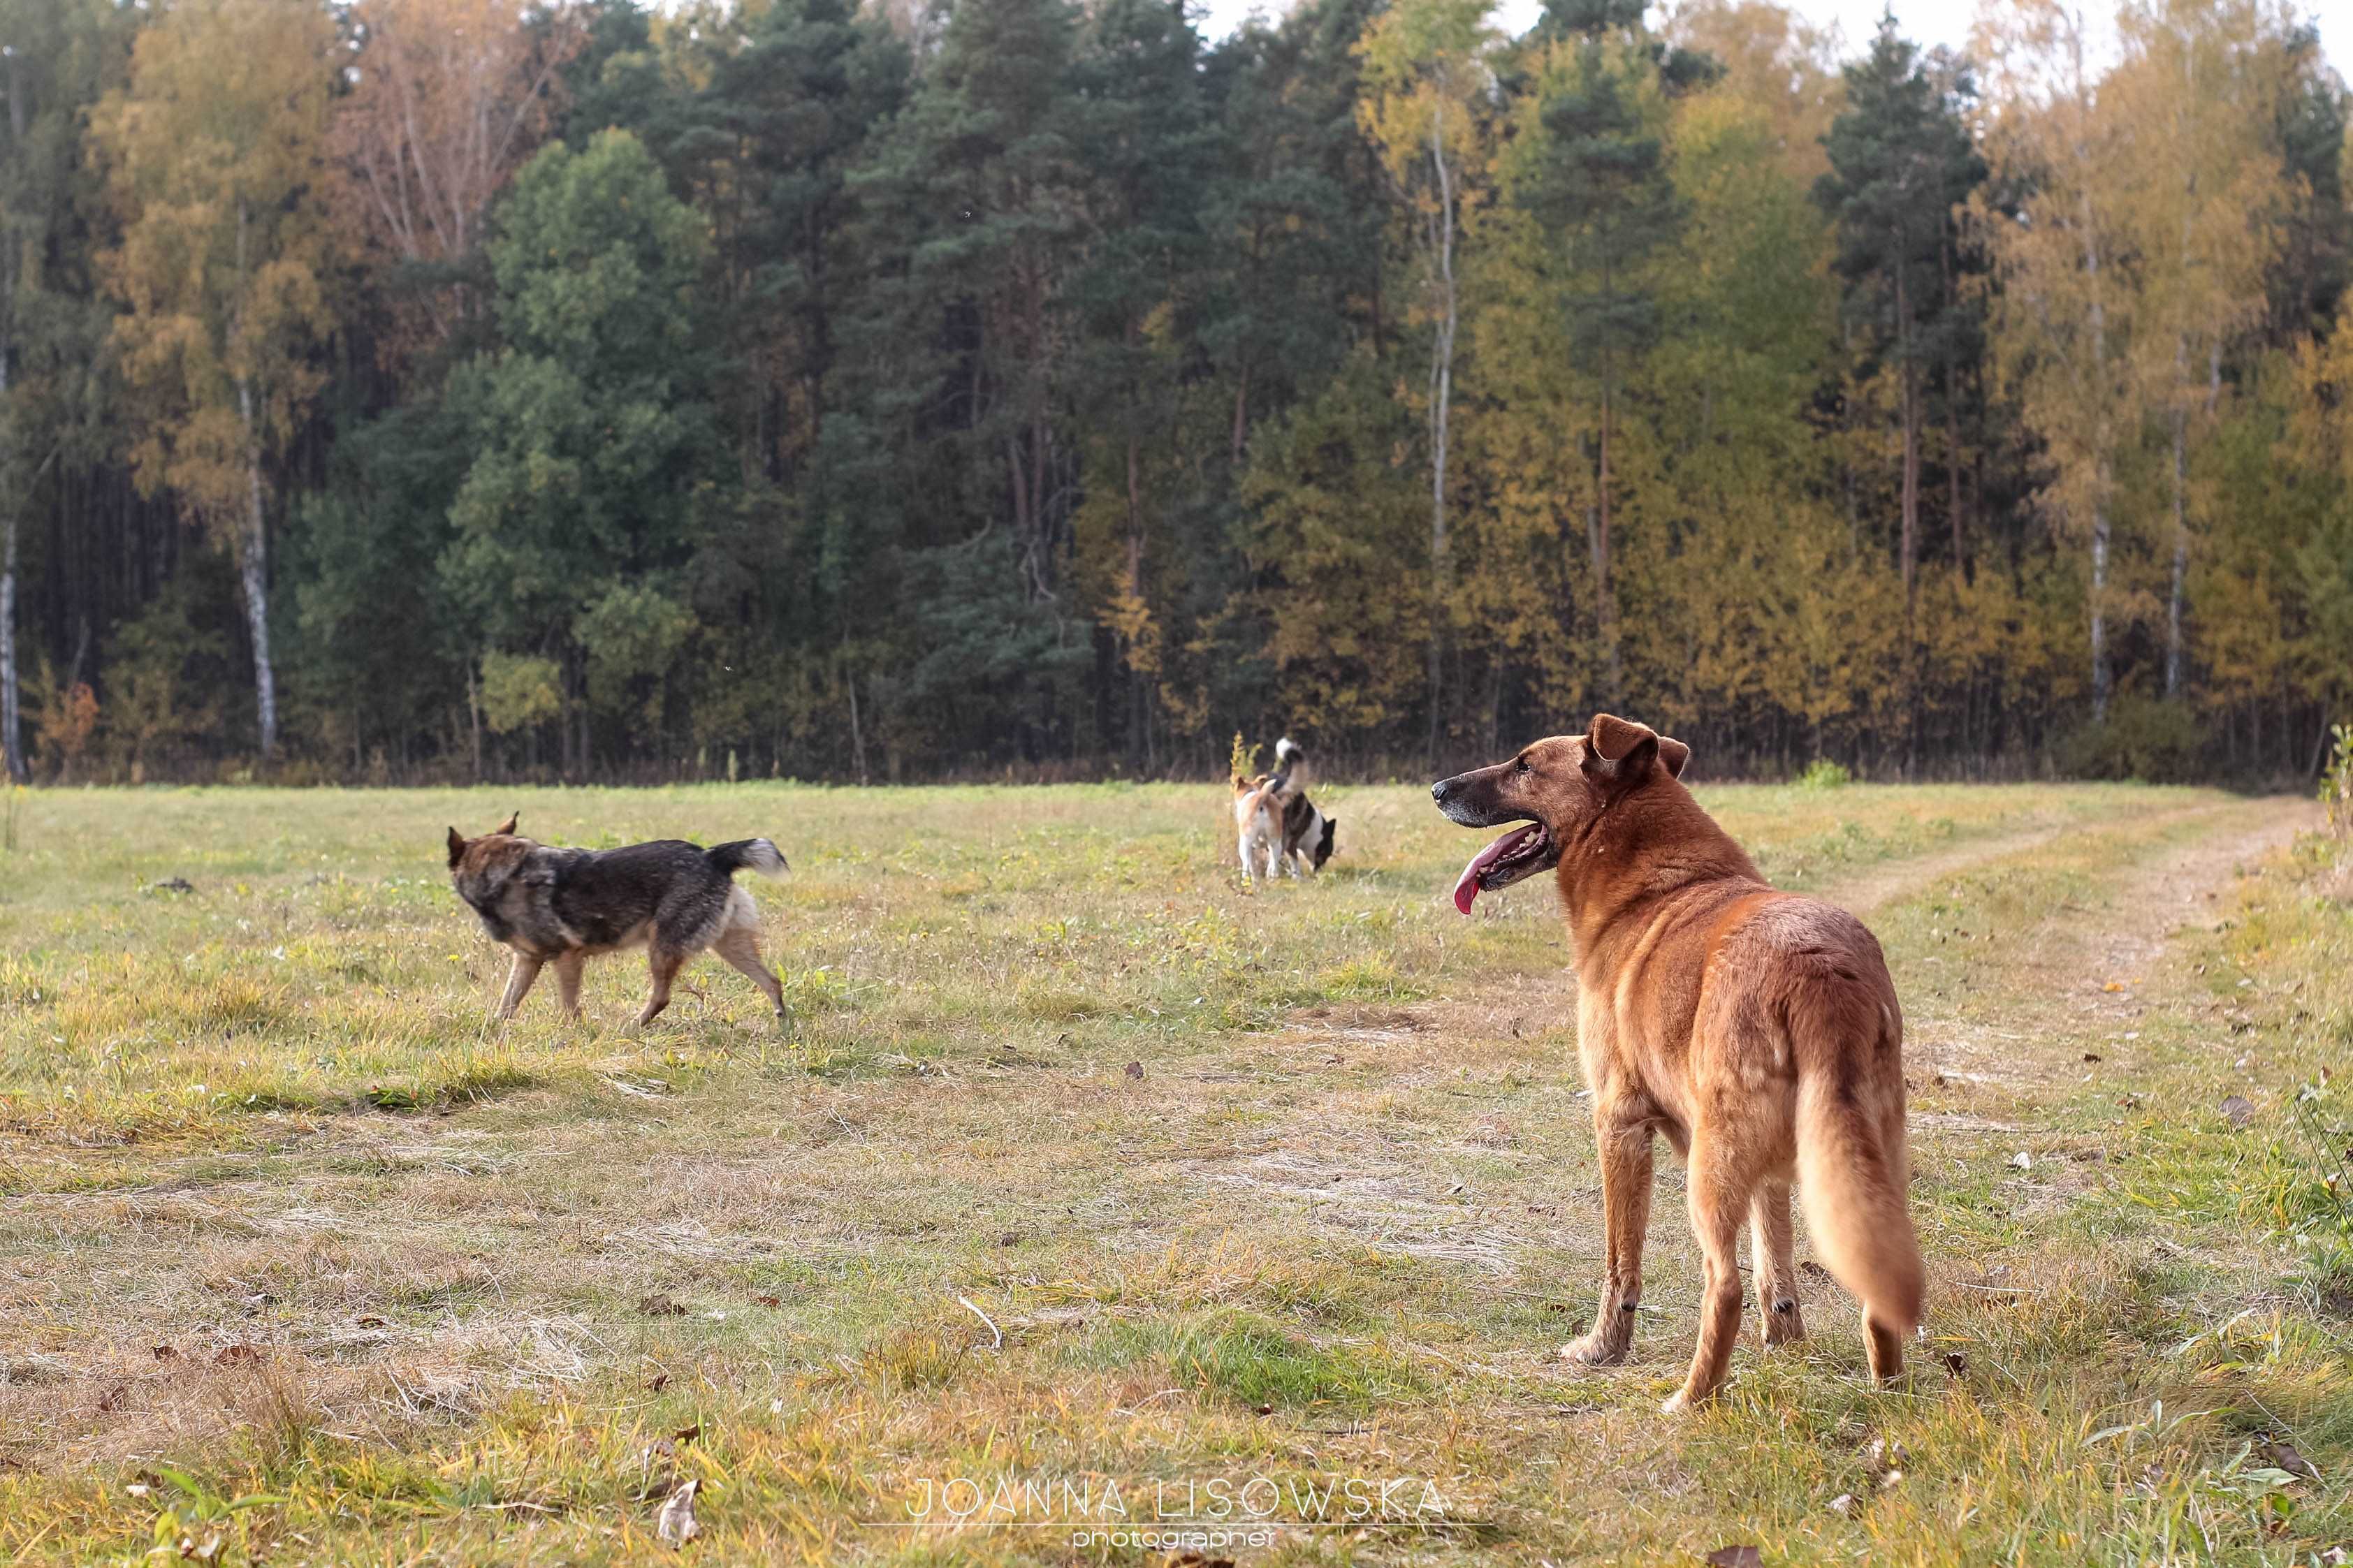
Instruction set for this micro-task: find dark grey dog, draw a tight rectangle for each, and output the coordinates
[446,813,789,1027]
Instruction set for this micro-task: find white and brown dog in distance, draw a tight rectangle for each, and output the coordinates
[1432,715,1923,1409]
[1232,738,1336,881]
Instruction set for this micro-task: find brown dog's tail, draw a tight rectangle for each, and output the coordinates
[1792,1000,1924,1379]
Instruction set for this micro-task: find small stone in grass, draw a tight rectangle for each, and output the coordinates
[1125,1060,1145,1081]
[1827,1493,1856,1516]
[1704,1548,1762,1568]
[2221,1095,2254,1128]
[639,1294,688,1318]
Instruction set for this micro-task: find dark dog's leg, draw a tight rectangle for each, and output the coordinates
[1750,1178,1805,1347]
[1564,1110,1654,1367]
[497,953,543,1020]
[636,950,684,1027]
[712,922,785,1023]
[1666,1120,1761,1412]
[553,951,586,1022]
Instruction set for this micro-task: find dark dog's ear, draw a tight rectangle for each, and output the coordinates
[493,812,518,837]
[1583,712,1659,790]
[446,826,467,867]
[1658,737,1691,779]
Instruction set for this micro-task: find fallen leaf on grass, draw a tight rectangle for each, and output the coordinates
[656,1479,701,1546]
[212,1345,261,1368]
[1943,1351,1967,1377]
[2264,1439,2318,1480]
[1705,1548,1762,1568]
[752,1294,783,1307]
[1124,1061,1145,1081]
[94,1384,129,1413]
[639,1295,687,1318]
[152,1345,177,1361]
[1163,1554,1235,1568]
[2010,1150,2033,1171]
[356,1315,386,1328]
[648,1373,670,1392]
[2082,1053,2102,1064]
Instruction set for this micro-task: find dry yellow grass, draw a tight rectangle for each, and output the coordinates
[0,779,2345,1565]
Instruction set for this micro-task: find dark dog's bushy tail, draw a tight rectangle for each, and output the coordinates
[708,838,789,878]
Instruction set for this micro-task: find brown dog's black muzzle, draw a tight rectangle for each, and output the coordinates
[1432,767,1520,828]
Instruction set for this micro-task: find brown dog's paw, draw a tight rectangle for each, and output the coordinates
[1559,1333,1626,1367]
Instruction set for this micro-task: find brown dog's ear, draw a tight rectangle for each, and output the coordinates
[446,826,467,867]
[1658,736,1691,779]
[493,812,518,837]
[1583,712,1659,790]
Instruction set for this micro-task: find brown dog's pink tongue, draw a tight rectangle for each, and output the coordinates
[1452,826,1535,915]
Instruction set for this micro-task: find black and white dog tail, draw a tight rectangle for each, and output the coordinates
[1272,736,1310,798]
[707,837,789,878]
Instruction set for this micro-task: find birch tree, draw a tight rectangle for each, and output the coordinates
[1972,0,2135,722]
[2107,0,2290,697]
[91,0,337,756]
[1358,0,1490,763]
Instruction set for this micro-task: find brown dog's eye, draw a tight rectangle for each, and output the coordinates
[1515,756,1532,774]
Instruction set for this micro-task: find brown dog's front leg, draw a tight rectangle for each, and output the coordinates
[497,953,543,1020]
[1563,1115,1654,1367]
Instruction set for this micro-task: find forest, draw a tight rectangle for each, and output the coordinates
[0,0,2348,785]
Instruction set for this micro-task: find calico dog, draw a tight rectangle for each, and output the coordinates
[446,813,789,1027]
[1232,738,1337,881]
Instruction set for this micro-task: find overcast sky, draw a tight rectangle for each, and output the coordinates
[1186,0,2353,71]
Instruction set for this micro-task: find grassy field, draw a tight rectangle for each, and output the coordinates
[1,777,2347,1565]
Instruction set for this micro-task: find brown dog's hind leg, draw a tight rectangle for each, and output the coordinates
[1563,1113,1654,1368]
[1750,1178,1805,1347]
[497,953,543,1020]
[636,951,685,1027]
[712,921,786,1023]
[1663,1123,1756,1412]
[553,952,586,1022]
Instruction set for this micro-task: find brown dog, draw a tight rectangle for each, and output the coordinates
[1433,715,1923,1409]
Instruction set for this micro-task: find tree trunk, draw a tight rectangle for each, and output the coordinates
[2165,396,2187,699]
[2090,494,2111,724]
[235,377,278,757]
[1,508,18,784]
[0,350,19,784]
[1896,264,1918,615]
[1425,112,1458,769]
[2081,175,2111,725]
[1230,362,1249,467]
[1594,344,1621,706]
[845,657,868,787]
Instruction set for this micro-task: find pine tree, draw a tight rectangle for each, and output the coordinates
[1815,14,1985,620]
[441,129,715,775]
